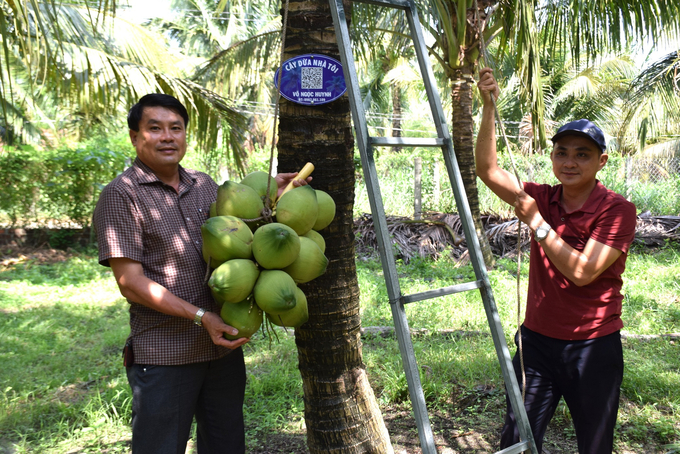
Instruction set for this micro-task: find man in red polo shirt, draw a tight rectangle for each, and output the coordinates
[475,68,637,454]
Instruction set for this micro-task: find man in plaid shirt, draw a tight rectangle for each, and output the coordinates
[94,94,306,453]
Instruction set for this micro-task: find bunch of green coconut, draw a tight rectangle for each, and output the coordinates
[201,167,335,340]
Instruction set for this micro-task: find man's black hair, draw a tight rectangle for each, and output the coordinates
[127,93,190,131]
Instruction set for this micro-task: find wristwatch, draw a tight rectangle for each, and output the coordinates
[194,308,206,327]
[534,223,551,242]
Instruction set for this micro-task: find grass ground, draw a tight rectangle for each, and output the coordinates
[1,244,679,453]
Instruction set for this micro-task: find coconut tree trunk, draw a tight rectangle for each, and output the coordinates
[449,65,495,268]
[391,84,403,153]
[276,0,393,452]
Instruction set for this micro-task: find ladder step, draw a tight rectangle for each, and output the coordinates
[399,280,484,304]
[496,441,532,454]
[369,137,446,147]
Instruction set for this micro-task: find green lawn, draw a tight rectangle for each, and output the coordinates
[1,244,679,453]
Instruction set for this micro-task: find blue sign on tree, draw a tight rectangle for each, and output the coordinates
[274,54,347,105]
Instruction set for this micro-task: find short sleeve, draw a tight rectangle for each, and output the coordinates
[590,197,637,253]
[93,183,144,267]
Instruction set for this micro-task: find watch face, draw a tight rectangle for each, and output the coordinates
[536,225,549,240]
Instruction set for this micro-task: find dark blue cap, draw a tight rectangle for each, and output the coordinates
[551,119,606,152]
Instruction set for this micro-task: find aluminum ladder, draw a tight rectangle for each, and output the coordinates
[328,1,538,453]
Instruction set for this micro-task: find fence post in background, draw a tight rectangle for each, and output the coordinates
[433,159,441,208]
[414,156,422,220]
[626,157,633,201]
[526,159,533,182]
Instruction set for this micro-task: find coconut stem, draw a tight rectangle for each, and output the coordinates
[203,256,212,283]
[279,315,290,335]
[279,162,315,199]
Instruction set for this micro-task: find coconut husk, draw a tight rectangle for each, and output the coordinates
[634,212,680,247]
[354,212,680,262]
[354,212,467,262]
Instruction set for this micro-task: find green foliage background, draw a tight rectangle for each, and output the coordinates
[353,148,680,218]
[0,136,131,227]
[3,143,678,229]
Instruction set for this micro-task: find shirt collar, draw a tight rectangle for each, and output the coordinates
[549,180,606,214]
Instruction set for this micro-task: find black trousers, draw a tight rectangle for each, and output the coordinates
[500,326,623,454]
[126,348,247,454]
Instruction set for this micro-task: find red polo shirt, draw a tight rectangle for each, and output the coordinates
[523,181,637,340]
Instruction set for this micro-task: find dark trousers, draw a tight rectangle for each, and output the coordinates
[501,326,623,454]
[126,348,247,454]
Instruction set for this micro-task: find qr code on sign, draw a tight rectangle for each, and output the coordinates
[301,67,324,89]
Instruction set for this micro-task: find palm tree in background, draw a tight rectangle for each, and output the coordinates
[352,9,425,153]
[0,1,246,169]
[359,53,415,151]
[620,49,680,156]
[480,27,680,159]
[156,0,281,99]
[344,0,543,266]
[543,55,640,149]
[155,0,287,154]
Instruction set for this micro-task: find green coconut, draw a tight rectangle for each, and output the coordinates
[252,223,300,269]
[275,185,318,235]
[201,216,253,267]
[220,297,263,340]
[240,171,278,208]
[302,229,326,253]
[209,259,260,304]
[211,291,225,308]
[282,237,328,284]
[253,270,298,315]
[267,287,308,328]
[312,190,336,231]
[209,201,217,218]
[215,180,264,221]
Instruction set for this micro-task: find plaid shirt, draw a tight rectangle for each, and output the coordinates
[94,157,229,365]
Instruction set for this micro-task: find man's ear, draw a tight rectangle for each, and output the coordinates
[129,129,138,147]
[598,152,608,170]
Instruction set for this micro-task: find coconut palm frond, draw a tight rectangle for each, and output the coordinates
[488,0,546,151]
[539,0,680,65]
[13,2,180,75]
[599,55,639,80]
[360,60,392,121]
[490,0,680,152]
[616,50,680,154]
[0,97,43,144]
[166,0,282,104]
[384,59,423,90]
[351,3,410,65]
[639,138,680,158]
[421,0,458,72]
[153,74,248,174]
[194,29,281,100]
[628,50,680,114]
[1,0,248,167]
[2,2,172,137]
[554,68,600,103]
[0,47,47,143]
[535,54,638,149]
